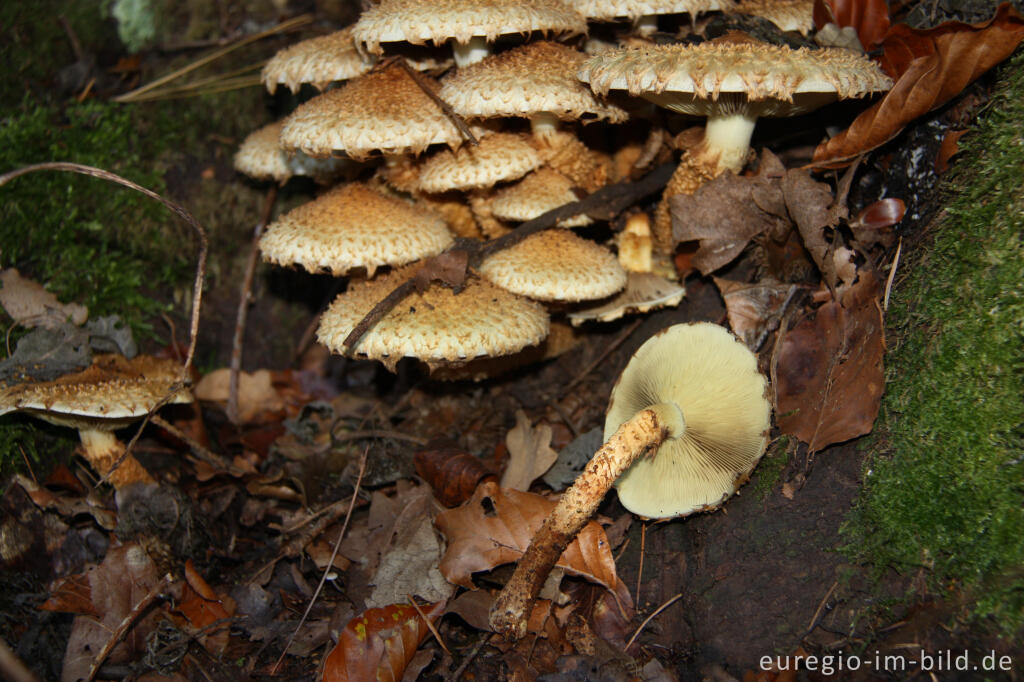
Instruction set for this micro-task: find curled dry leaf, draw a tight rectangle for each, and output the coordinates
[813,0,891,49]
[714,278,799,350]
[813,4,1024,167]
[500,410,559,492]
[0,268,88,330]
[178,559,235,655]
[775,271,885,452]
[321,601,445,682]
[414,443,497,507]
[435,481,632,611]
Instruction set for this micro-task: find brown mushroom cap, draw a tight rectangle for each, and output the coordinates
[259,183,454,277]
[0,354,191,428]
[579,40,892,115]
[478,230,626,302]
[441,41,629,124]
[417,133,543,192]
[280,64,481,159]
[262,28,374,95]
[353,0,586,54]
[568,0,730,22]
[491,168,593,227]
[234,120,351,184]
[604,322,770,518]
[729,0,814,34]
[317,267,550,371]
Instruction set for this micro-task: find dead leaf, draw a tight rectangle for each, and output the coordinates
[178,560,235,654]
[414,442,496,507]
[0,268,88,329]
[435,481,633,612]
[671,152,787,274]
[368,512,454,609]
[782,169,837,285]
[813,4,1024,167]
[714,279,798,349]
[320,601,445,682]
[500,410,559,492]
[193,368,284,422]
[935,129,968,173]
[813,0,891,48]
[775,271,885,452]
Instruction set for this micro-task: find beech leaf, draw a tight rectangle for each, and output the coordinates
[813,4,1024,167]
[500,410,559,492]
[435,481,632,611]
[775,271,885,452]
[321,601,445,682]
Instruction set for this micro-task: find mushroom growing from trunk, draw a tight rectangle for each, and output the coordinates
[577,34,892,250]
[0,355,192,488]
[489,322,770,638]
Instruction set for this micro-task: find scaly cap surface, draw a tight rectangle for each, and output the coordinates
[261,28,374,94]
[234,120,349,183]
[491,168,593,227]
[417,133,543,192]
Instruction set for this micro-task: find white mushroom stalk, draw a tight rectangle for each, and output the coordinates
[452,36,491,67]
[489,323,771,639]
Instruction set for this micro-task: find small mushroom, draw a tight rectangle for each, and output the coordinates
[233,120,353,185]
[489,322,770,638]
[568,0,733,36]
[0,355,192,488]
[490,168,593,228]
[261,28,375,95]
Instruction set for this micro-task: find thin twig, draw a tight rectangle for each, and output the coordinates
[272,448,368,674]
[635,521,647,609]
[86,576,171,682]
[98,381,189,487]
[228,185,278,425]
[149,414,240,474]
[407,595,451,655]
[394,58,477,145]
[0,636,42,682]
[561,319,642,398]
[331,429,428,446]
[0,163,208,375]
[624,592,683,652]
[113,14,311,103]
[802,580,838,638]
[448,633,493,682]
[883,236,902,312]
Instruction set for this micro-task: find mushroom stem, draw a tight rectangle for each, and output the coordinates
[489,402,685,639]
[634,14,659,36]
[529,111,562,140]
[452,36,491,67]
[701,111,758,175]
[79,428,155,487]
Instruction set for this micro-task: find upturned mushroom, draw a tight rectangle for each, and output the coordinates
[0,354,192,488]
[578,34,892,249]
[489,322,770,638]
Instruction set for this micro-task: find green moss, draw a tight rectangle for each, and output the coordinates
[842,51,1024,634]
[753,435,792,501]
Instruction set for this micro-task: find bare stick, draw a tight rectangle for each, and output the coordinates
[395,58,477,146]
[489,407,677,640]
[624,592,682,651]
[407,595,451,655]
[228,185,278,425]
[635,520,647,609]
[272,448,368,673]
[0,636,42,682]
[331,429,428,446]
[149,414,240,473]
[560,319,642,398]
[86,576,171,682]
[0,163,208,376]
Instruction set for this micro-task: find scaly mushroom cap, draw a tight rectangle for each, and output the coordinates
[729,0,814,34]
[491,168,593,227]
[280,64,481,159]
[353,0,586,54]
[262,28,374,94]
[317,267,550,371]
[234,120,350,183]
[440,41,629,124]
[259,183,454,277]
[604,322,770,518]
[417,133,543,192]
[568,0,730,21]
[579,39,892,115]
[478,230,627,302]
[567,271,685,325]
[0,354,192,430]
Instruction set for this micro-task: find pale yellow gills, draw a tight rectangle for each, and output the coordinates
[353,0,586,66]
[605,323,770,519]
[567,271,685,325]
[233,120,351,184]
[491,168,593,228]
[261,28,374,94]
[417,133,543,193]
[280,64,484,159]
[0,354,192,488]
[317,267,550,372]
[478,230,626,302]
[440,41,628,136]
[258,183,453,277]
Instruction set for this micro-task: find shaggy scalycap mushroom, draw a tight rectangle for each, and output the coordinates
[234,120,350,184]
[280,64,481,159]
[259,183,453,277]
[0,355,192,488]
[261,28,374,94]
[317,267,550,371]
[416,132,543,193]
[491,168,593,227]
[478,230,626,302]
[567,271,686,325]
[569,0,732,34]
[354,0,587,67]
[729,0,814,35]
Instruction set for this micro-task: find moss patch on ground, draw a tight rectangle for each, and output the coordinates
[843,51,1024,635]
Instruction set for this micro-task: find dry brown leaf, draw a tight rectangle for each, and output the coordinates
[775,271,885,452]
[714,278,797,349]
[500,410,559,492]
[321,601,445,682]
[0,268,88,329]
[178,560,235,654]
[782,169,836,282]
[813,4,1024,167]
[435,481,632,610]
[414,443,497,507]
[194,368,284,422]
[670,153,787,274]
[368,511,454,609]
